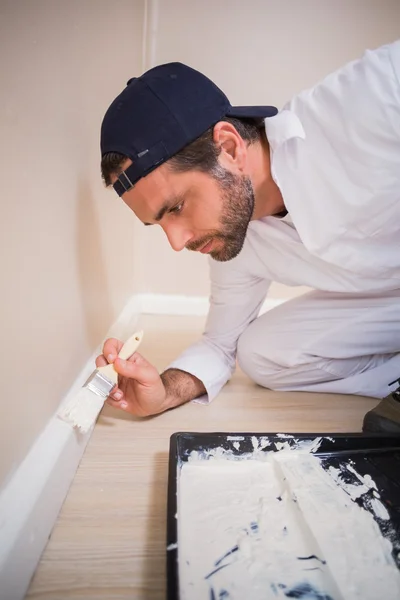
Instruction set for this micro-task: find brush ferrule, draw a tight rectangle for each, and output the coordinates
[85,370,116,400]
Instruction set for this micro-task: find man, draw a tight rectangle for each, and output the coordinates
[97,39,400,432]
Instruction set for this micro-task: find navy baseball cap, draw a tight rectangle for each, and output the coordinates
[101,62,278,197]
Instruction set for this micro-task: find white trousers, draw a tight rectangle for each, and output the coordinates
[237,289,400,399]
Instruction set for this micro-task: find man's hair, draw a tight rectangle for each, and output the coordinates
[101,116,265,186]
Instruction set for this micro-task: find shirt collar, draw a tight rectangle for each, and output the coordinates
[264,109,306,150]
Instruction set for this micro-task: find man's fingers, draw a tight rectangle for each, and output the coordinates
[102,338,124,363]
[111,387,124,401]
[95,355,108,368]
[113,353,158,384]
[96,338,124,370]
[106,397,128,411]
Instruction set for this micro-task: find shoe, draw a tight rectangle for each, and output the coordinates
[362,378,400,433]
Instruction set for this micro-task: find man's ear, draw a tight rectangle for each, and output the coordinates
[213,121,247,173]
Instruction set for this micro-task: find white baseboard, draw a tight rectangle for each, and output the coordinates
[135,292,285,316]
[0,416,90,600]
[0,291,284,600]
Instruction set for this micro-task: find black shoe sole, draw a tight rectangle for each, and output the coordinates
[362,412,400,434]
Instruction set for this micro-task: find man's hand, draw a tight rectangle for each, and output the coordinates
[96,338,168,417]
[96,338,207,417]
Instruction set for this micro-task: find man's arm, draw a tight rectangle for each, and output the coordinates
[166,257,271,403]
[161,368,206,409]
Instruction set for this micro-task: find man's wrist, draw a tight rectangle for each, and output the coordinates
[160,368,206,408]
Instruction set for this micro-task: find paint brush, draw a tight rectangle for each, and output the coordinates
[58,330,143,432]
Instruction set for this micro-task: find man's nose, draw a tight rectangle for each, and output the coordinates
[163,223,194,252]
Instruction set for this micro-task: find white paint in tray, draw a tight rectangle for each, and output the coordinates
[177,437,400,600]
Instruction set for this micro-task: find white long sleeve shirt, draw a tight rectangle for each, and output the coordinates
[168,40,400,402]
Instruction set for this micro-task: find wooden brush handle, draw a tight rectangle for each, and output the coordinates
[117,330,144,360]
[98,330,144,384]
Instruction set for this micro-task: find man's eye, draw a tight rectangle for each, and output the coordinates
[170,202,184,214]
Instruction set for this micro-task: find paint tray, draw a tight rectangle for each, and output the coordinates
[166,432,400,600]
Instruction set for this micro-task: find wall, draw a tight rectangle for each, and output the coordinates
[136,0,400,298]
[0,0,144,486]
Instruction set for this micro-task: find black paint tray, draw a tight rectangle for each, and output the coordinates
[166,432,400,600]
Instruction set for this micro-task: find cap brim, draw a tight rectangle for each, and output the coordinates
[227,105,278,118]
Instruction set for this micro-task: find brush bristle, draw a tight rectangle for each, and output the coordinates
[58,387,105,432]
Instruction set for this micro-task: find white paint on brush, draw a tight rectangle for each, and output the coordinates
[58,387,105,433]
[178,443,400,600]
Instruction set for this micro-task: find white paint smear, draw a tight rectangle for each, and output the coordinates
[178,445,400,600]
[276,453,399,599]
[167,542,178,551]
[275,437,323,454]
[369,497,391,521]
[326,463,390,522]
[251,436,271,452]
[327,465,376,501]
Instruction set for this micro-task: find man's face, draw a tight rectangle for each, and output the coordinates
[117,161,255,262]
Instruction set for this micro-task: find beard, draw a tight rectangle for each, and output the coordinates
[186,169,255,262]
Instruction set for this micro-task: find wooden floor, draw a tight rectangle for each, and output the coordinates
[27,315,378,599]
